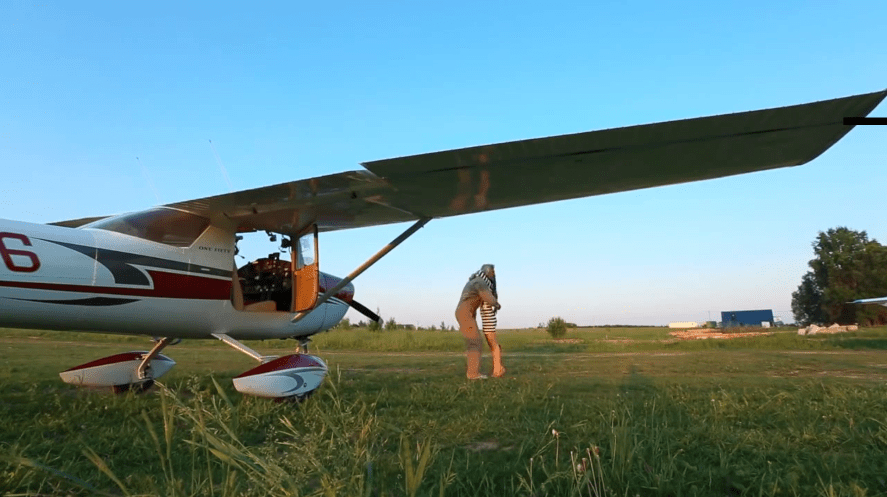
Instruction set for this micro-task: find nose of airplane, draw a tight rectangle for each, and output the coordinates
[319,272,354,303]
[319,272,380,324]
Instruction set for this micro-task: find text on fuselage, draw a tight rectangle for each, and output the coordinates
[0,232,41,272]
[197,246,232,254]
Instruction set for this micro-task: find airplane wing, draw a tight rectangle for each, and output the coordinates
[54,89,887,235]
[48,215,112,228]
[851,297,887,307]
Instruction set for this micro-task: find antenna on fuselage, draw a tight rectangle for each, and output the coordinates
[136,157,161,204]
[209,139,234,192]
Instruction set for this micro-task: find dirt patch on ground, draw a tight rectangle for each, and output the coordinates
[669,328,774,340]
[547,339,584,344]
[770,367,887,381]
[345,367,426,374]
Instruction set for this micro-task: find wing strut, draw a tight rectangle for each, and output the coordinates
[291,217,431,323]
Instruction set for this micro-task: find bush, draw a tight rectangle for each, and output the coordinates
[546,317,568,338]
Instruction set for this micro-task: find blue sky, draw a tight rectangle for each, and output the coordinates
[1,1,885,328]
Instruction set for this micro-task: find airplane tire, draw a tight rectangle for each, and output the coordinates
[112,380,155,394]
[273,389,316,404]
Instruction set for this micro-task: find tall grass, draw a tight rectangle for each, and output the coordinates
[3,374,385,496]
[4,326,887,495]
[5,370,887,496]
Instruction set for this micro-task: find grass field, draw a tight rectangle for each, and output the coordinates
[2,326,887,496]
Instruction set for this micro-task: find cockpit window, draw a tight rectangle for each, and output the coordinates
[84,208,210,247]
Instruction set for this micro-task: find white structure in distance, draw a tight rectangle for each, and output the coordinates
[667,322,699,329]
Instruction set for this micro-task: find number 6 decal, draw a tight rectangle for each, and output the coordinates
[0,232,41,272]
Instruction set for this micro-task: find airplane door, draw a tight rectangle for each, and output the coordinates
[291,226,319,312]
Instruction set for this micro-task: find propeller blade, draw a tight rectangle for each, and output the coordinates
[349,299,381,323]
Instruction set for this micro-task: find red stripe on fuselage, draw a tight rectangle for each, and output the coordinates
[0,270,231,300]
[145,270,230,299]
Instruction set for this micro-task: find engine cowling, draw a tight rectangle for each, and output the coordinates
[319,272,353,303]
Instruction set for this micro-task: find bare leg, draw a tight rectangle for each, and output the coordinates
[457,306,483,379]
[484,332,505,377]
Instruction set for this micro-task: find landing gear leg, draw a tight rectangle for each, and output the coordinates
[113,380,155,394]
[296,337,311,354]
[105,338,177,394]
[137,337,176,381]
[211,333,277,363]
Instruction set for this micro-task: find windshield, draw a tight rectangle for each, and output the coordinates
[85,208,210,247]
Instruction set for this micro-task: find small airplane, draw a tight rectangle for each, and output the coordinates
[1,89,884,399]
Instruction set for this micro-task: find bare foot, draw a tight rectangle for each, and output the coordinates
[492,368,506,378]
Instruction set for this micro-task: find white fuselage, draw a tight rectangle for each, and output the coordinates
[0,218,349,340]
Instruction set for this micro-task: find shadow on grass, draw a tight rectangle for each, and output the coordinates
[821,336,887,350]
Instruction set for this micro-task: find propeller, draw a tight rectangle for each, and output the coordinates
[317,273,381,324]
[348,299,382,324]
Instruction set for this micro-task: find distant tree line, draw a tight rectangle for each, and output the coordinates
[792,227,887,326]
[335,314,456,331]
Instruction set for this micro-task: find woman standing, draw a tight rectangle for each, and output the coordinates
[455,264,505,379]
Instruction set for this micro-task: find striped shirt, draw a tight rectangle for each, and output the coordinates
[477,269,498,333]
[480,302,497,333]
